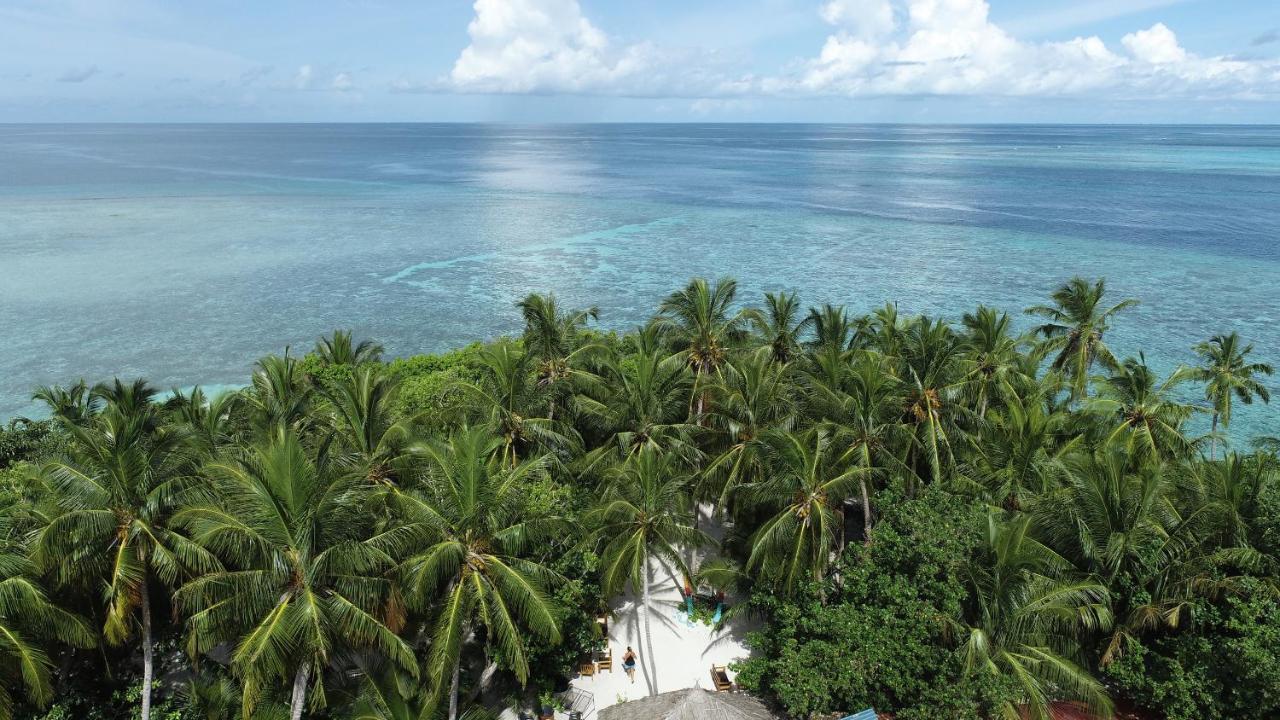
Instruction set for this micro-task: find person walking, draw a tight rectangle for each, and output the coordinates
[622,646,638,683]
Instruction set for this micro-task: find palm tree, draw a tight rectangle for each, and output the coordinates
[165,386,243,457]
[959,305,1034,418]
[1089,354,1197,462]
[31,379,217,720]
[314,329,384,366]
[1025,277,1137,402]
[743,427,861,595]
[1191,332,1273,458]
[656,277,751,419]
[32,379,99,425]
[588,447,707,696]
[175,429,415,720]
[749,290,804,363]
[953,514,1113,720]
[969,391,1077,510]
[391,429,562,720]
[807,352,912,538]
[322,366,420,486]
[899,316,968,485]
[704,349,796,510]
[456,341,578,467]
[243,352,313,433]
[575,344,700,471]
[799,303,855,353]
[0,552,94,719]
[516,292,600,421]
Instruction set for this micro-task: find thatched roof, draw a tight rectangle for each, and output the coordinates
[599,689,784,720]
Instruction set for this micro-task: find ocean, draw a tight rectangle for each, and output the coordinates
[1,124,1278,439]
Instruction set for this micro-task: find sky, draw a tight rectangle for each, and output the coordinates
[1,0,1278,123]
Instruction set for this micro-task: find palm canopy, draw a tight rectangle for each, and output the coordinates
[1192,332,1272,455]
[321,365,421,486]
[656,277,751,420]
[175,429,415,719]
[1088,354,1197,462]
[959,305,1035,418]
[703,349,797,509]
[32,379,216,640]
[955,514,1113,720]
[589,447,707,597]
[387,428,562,717]
[742,427,862,594]
[455,341,580,467]
[0,552,94,720]
[243,352,314,433]
[749,290,804,363]
[1026,277,1137,402]
[314,329,384,367]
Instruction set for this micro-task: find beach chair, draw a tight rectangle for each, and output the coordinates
[596,648,613,673]
[710,664,732,692]
[840,709,878,720]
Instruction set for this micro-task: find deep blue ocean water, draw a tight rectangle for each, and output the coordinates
[1,124,1278,440]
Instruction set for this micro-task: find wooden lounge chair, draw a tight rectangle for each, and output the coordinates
[840,709,878,720]
[596,648,613,673]
[710,664,732,692]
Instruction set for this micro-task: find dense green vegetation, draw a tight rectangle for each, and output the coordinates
[0,276,1277,720]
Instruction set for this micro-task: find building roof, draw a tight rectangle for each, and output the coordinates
[599,689,783,720]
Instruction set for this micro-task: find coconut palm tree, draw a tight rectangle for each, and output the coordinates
[0,552,94,720]
[799,303,856,353]
[1191,332,1273,459]
[391,428,562,720]
[588,447,707,696]
[322,366,420,486]
[656,277,751,419]
[314,329,384,366]
[898,316,969,486]
[175,429,415,720]
[806,352,912,538]
[959,305,1034,418]
[1025,277,1137,402]
[703,348,796,510]
[456,341,578,467]
[31,379,99,425]
[243,352,314,433]
[31,379,217,720]
[743,427,862,595]
[575,345,700,471]
[968,391,1077,510]
[165,386,244,457]
[516,292,600,421]
[953,514,1113,720]
[749,290,805,363]
[1089,354,1197,462]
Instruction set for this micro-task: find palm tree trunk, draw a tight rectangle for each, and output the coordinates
[860,475,873,543]
[1210,412,1219,460]
[289,664,311,720]
[140,582,154,720]
[448,657,461,720]
[642,556,657,697]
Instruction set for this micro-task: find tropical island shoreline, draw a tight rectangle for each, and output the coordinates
[1,275,1276,720]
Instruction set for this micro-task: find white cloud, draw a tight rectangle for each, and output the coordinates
[443,0,1279,102]
[1122,23,1186,64]
[820,0,896,39]
[781,0,1278,99]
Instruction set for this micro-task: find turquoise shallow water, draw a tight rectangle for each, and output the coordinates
[1,124,1278,440]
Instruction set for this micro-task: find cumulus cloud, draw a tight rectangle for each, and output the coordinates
[774,0,1278,99]
[292,65,355,92]
[444,0,1279,101]
[57,65,98,83]
[445,0,744,96]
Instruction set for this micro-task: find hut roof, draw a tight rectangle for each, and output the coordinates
[599,689,783,720]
